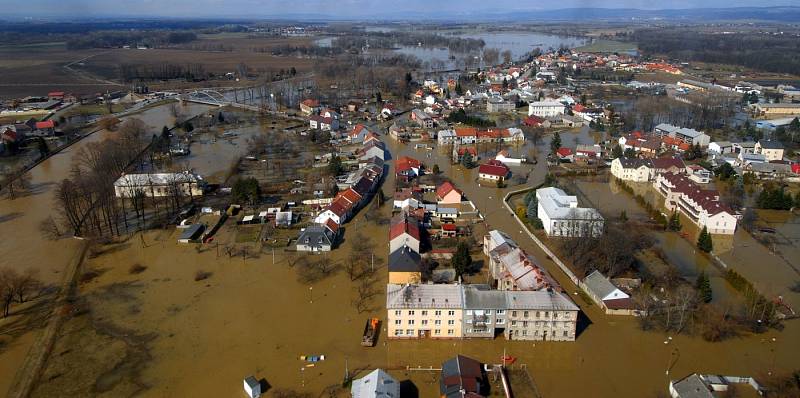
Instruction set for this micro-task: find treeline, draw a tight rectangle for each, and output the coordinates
[254,44,344,57]
[119,63,208,82]
[446,109,495,127]
[332,31,485,53]
[66,30,198,50]
[631,28,800,74]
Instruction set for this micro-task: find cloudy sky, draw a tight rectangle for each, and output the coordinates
[4,0,795,18]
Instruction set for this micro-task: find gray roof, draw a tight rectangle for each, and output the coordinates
[297,225,335,247]
[505,290,579,311]
[179,224,204,241]
[463,285,507,310]
[244,376,259,389]
[671,374,714,398]
[388,246,421,273]
[351,369,400,398]
[747,162,791,174]
[582,270,626,301]
[386,284,462,309]
[757,140,784,150]
[537,187,603,222]
[655,123,705,139]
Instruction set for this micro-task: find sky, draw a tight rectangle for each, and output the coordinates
[2,0,796,18]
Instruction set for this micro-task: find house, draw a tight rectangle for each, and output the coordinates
[654,173,737,235]
[48,91,65,101]
[440,355,487,398]
[650,157,686,176]
[309,115,338,131]
[754,140,785,161]
[296,224,338,252]
[34,120,55,135]
[178,224,205,243]
[348,124,371,144]
[537,187,604,238]
[462,285,507,338]
[669,373,763,398]
[388,246,422,284]
[555,147,573,162]
[436,206,459,221]
[411,109,434,128]
[359,141,386,161]
[575,144,602,159]
[299,99,319,115]
[523,115,546,127]
[393,188,423,211]
[743,162,792,179]
[528,100,565,118]
[395,156,422,182]
[477,160,510,183]
[505,290,580,341]
[738,152,766,167]
[708,141,733,155]
[619,133,661,157]
[581,270,634,315]
[381,103,397,118]
[113,172,205,198]
[494,149,524,165]
[436,181,462,205]
[389,215,421,253]
[453,145,478,164]
[243,376,261,398]
[731,141,756,155]
[351,369,400,398]
[274,211,294,227]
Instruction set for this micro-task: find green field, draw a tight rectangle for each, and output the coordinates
[576,39,638,53]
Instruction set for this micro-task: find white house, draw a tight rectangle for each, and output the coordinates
[528,100,566,118]
[243,376,261,398]
[495,150,524,165]
[537,187,604,238]
[754,140,785,162]
[708,141,733,155]
[351,369,400,398]
[610,158,651,182]
[114,172,205,198]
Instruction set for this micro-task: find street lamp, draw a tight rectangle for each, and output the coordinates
[309,286,313,304]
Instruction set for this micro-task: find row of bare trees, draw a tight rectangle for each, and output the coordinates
[0,268,43,318]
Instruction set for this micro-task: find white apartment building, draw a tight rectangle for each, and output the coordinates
[387,284,463,339]
[527,100,566,118]
[536,187,604,238]
[653,123,710,147]
[654,173,737,235]
[610,157,652,182]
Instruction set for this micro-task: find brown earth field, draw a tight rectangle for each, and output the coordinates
[0,35,315,100]
[12,129,800,398]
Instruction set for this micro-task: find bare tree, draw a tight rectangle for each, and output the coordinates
[38,215,62,240]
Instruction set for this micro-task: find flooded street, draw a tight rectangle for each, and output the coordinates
[0,101,213,395]
[6,126,800,398]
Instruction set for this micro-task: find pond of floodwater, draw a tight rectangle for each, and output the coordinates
[172,125,263,184]
[315,30,587,70]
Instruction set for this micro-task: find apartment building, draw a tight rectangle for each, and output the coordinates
[653,123,710,147]
[386,284,463,339]
[483,230,558,291]
[387,283,580,341]
[113,172,205,198]
[527,100,566,118]
[654,173,737,235]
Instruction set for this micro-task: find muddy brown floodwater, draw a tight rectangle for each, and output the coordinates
[0,102,214,395]
[5,128,800,398]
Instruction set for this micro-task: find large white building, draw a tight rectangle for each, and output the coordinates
[113,172,205,198]
[536,187,604,237]
[653,123,710,147]
[527,100,566,118]
[610,158,651,182]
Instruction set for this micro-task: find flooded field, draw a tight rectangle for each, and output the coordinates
[0,101,214,395]
[6,125,800,398]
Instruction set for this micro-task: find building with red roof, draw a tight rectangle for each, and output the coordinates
[395,156,422,182]
[300,99,320,115]
[436,181,462,204]
[35,120,55,130]
[654,173,736,235]
[389,215,421,253]
[478,160,510,183]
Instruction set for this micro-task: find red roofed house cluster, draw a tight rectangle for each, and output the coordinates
[654,173,737,235]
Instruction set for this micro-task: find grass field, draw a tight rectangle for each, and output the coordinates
[576,39,638,53]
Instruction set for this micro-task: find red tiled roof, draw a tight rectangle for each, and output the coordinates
[442,224,456,231]
[301,99,319,107]
[660,173,730,216]
[455,127,478,137]
[336,188,362,205]
[349,124,368,137]
[572,104,587,113]
[436,181,461,199]
[523,115,544,126]
[556,147,572,157]
[651,157,685,171]
[48,91,65,97]
[395,156,421,173]
[35,120,55,129]
[389,217,421,241]
[324,218,340,233]
[478,162,510,177]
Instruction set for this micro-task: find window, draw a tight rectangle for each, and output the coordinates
[408,310,415,316]
[394,310,401,316]
[434,329,441,335]
[522,330,527,336]
[434,310,442,316]
[523,311,529,318]
[421,310,428,316]
[406,329,414,335]
[448,310,455,316]
[408,320,415,325]
[435,320,442,325]
[395,320,401,325]
[421,320,428,325]
[523,321,528,328]
[497,310,505,315]
[447,320,454,325]
[511,321,517,327]
[545,311,549,317]
[395,330,403,336]
[496,318,504,325]
[563,330,569,337]
[465,310,473,316]
[447,329,454,335]
[511,311,517,317]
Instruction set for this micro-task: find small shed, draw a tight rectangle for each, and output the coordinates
[243,375,261,398]
[178,224,205,243]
